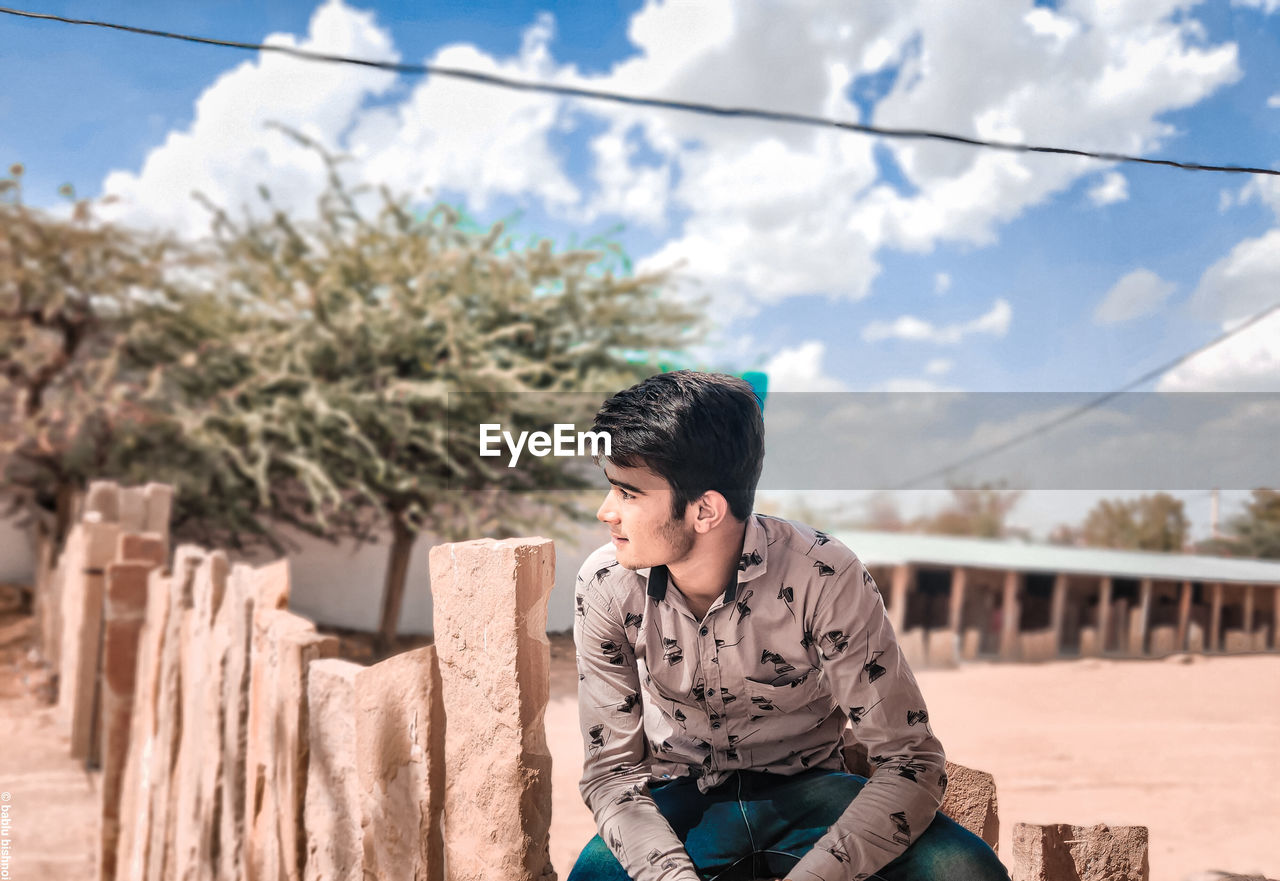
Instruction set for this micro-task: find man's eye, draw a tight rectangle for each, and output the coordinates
[617,488,634,500]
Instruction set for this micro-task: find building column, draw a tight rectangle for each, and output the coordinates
[1130,578,1153,656]
[1243,584,1255,638]
[1273,587,1280,651]
[1210,583,1223,652]
[1049,573,1068,657]
[1177,581,1193,651]
[1097,576,1113,654]
[948,567,968,635]
[1000,570,1021,661]
[888,564,911,635]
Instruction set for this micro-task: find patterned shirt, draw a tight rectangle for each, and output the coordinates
[574,515,946,881]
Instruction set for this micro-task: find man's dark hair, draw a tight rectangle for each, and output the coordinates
[592,370,765,521]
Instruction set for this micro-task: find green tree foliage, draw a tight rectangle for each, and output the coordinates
[165,139,700,648]
[0,164,238,551]
[1076,492,1188,552]
[914,483,1024,539]
[1199,489,1280,559]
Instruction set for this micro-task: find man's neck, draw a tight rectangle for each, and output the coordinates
[667,516,749,614]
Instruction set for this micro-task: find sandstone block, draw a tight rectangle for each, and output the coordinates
[118,533,167,569]
[85,480,120,521]
[1012,823,1149,881]
[98,561,159,881]
[245,609,336,881]
[114,567,172,881]
[214,563,260,881]
[939,762,999,853]
[305,647,446,881]
[898,627,926,670]
[926,631,958,668]
[119,486,148,532]
[171,551,231,881]
[1148,625,1177,657]
[1187,621,1205,653]
[430,537,556,881]
[1078,626,1099,657]
[143,483,174,538]
[1223,629,1250,653]
[1019,630,1054,662]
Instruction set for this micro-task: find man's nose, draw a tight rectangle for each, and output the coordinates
[597,492,619,524]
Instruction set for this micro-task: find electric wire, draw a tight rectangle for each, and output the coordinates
[892,300,1280,489]
[2,5,1279,178]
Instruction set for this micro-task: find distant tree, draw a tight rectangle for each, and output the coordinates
[913,482,1023,539]
[1078,493,1188,551]
[0,164,262,560]
[179,136,701,650]
[1198,489,1280,559]
[861,491,906,532]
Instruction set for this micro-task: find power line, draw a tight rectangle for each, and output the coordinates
[893,300,1280,489]
[2,5,1279,178]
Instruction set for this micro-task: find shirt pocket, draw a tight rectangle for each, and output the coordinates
[742,668,830,715]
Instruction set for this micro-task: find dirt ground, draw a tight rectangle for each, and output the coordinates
[3,617,1276,881]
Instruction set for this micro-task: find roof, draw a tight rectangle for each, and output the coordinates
[833,529,1280,587]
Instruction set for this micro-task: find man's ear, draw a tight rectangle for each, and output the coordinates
[690,490,731,534]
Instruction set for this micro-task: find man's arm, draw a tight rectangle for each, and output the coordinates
[575,572,700,881]
[787,557,947,881]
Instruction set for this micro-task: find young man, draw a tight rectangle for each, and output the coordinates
[569,372,1008,881]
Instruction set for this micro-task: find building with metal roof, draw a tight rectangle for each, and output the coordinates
[832,529,1280,666]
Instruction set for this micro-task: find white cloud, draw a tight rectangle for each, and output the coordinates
[933,272,952,295]
[1188,228,1280,322]
[1158,311,1280,391]
[1093,268,1175,324]
[1268,93,1280,108]
[763,341,847,392]
[1233,0,1280,14]
[862,299,1011,344]
[95,0,1242,319]
[924,358,954,376]
[1088,171,1129,206]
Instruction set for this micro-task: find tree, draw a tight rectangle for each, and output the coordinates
[175,139,701,649]
[1077,493,1188,552]
[1200,489,1280,559]
[913,482,1023,539]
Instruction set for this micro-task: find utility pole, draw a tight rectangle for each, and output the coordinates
[1210,487,1220,539]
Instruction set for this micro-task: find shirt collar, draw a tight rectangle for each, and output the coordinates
[643,514,769,603]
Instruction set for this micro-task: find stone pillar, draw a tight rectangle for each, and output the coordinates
[59,516,122,762]
[1129,578,1153,657]
[1049,573,1067,657]
[1242,584,1255,639]
[1176,581,1193,651]
[948,567,968,635]
[1000,570,1021,661]
[1209,583,1223,652]
[304,647,446,881]
[1113,599,1130,654]
[1013,823,1149,881]
[888,563,911,635]
[171,551,231,881]
[245,610,337,881]
[1096,577,1112,655]
[1273,587,1280,651]
[430,537,556,881]
[939,762,999,853]
[98,535,167,881]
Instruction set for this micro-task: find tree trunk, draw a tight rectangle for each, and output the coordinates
[376,513,418,655]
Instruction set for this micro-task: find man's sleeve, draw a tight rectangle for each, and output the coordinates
[788,557,947,881]
[574,571,701,881]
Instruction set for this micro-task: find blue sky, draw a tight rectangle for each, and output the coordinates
[3,0,1279,536]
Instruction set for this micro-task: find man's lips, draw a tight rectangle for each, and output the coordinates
[611,534,628,543]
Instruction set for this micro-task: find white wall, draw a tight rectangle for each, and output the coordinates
[0,514,35,585]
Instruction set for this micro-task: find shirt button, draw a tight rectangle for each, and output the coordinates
[699,626,709,636]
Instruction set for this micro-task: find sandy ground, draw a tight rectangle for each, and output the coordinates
[547,634,1280,881]
[2,616,1276,881]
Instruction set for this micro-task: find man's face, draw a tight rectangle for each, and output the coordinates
[596,461,696,571]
